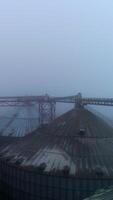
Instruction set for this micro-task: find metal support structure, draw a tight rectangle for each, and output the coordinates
[1,93,113,126]
[75,93,83,108]
[38,100,56,126]
[1,94,113,107]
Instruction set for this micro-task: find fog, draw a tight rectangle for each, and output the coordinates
[0,0,113,98]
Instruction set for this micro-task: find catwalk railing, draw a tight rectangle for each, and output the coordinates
[0,159,113,200]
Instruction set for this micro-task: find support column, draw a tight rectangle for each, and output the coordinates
[38,100,56,126]
[75,93,83,108]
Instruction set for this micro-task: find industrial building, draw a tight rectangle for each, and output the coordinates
[0,107,113,199]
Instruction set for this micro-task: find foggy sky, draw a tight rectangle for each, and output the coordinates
[0,0,113,97]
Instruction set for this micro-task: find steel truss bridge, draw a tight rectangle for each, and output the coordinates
[0,93,113,125]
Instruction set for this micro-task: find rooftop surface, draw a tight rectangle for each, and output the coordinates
[0,106,39,137]
[84,186,113,199]
[0,108,113,178]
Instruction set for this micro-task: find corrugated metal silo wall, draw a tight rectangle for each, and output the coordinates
[0,160,113,200]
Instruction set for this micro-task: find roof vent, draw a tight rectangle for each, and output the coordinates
[58,121,66,128]
[62,165,70,175]
[95,167,104,177]
[78,128,85,136]
[38,163,46,171]
[14,158,24,166]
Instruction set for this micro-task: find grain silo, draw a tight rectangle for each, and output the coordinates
[0,108,113,199]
